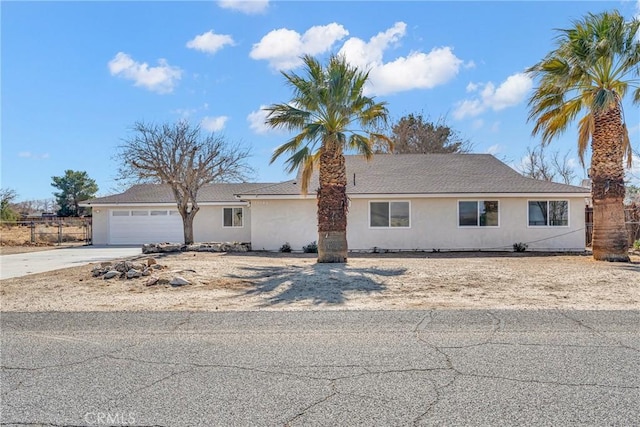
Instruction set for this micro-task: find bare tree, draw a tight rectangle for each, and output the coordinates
[519,144,577,185]
[116,120,253,244]
[375,113,473,154]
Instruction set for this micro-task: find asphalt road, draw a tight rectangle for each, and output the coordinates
[1,310,638,426]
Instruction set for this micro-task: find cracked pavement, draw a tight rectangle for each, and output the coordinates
[1,310,638,426]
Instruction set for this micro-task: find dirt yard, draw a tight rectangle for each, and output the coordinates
[1,251,638,312]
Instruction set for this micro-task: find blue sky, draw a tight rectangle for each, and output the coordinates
[2,0,639,201]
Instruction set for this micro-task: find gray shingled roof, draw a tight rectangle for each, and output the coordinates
[83,154,589,205]
[83,182,273,205]
[236,154,590,196]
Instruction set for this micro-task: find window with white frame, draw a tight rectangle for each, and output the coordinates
[528,200,569,226]
[370,201,410,228]
[458,201,499,227]
[223,207,243,227]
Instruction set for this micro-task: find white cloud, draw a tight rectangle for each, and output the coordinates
[218,0,269,14]
[453,99,484,120]
[18,151,49,159]
[486,144,502,155]
[338,22,406,69]
[453,72,532,119]
[108,52,182,94]
[490,73,533,110]
[186,30,234,54]
[201,116,228,132]
[247,106,272,134]
[251,21,465,95]
[337,22,464,96]
[365,48,463,96]
[250,23,349,70]
[173,108,197,118]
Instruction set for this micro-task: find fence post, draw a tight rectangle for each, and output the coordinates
[30,221,35,243]
[58,222,62,246]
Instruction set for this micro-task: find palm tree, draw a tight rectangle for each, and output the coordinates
[265,54,391,263]
[528,10,639,262]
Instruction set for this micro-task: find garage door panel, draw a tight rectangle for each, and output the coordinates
[109,210,183,244]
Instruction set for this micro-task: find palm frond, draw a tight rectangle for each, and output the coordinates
[528,9,639,175]
[577,113,593,166]
[264,54,390,194]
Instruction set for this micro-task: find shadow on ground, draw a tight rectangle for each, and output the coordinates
[226,263,406,307]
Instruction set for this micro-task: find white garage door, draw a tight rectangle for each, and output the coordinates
[109,209,184,244]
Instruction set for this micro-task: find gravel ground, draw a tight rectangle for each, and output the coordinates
[1,251,638,312]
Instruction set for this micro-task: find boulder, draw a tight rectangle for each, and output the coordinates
[170,276,190,287]
[126,269,142,279]
[103,270,120,280]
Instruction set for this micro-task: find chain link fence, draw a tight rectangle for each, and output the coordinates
[0,217,92,246]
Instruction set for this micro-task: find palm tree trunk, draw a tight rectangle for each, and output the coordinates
[317,143,348,263]
[590,105,629,262]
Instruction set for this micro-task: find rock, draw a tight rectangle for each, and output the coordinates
[145,277,159,287]
[170,276,190,287]
[152,264,164,270]
[142,242,250,254]
[142,267,152,276]
[100,262,112,268]
[142,243,184,254]
[126,269,142,279]
[103,270,120,280]
[147,258,157,266]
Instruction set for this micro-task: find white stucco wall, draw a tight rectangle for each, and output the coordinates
[248,196,586,252]
[89,204,250,245]
[249,198,317,251]
[91,196,587,251]
[346,197,586,252]
[193,205,251,243]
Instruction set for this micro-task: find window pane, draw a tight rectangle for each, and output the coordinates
[112,210,129,217]
[529,201,548,226]
[223,208,232,227]
[370,202,389,227]
[150,210,167,216]
[131,210,148,216]
[233,208,243,227]
[390,202,409,227]
[480,201,499,226]
[459,201,478,226]
[549,201,568,226]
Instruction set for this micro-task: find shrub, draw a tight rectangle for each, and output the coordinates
[633,239,640,250]
[513,242,528,252]
[302,241,318,253]
[280,242,292,253]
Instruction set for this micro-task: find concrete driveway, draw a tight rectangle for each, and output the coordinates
[0,246,142,280]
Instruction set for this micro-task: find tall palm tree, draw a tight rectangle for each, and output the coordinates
[265,54,391,263]
[528,10,639,262]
